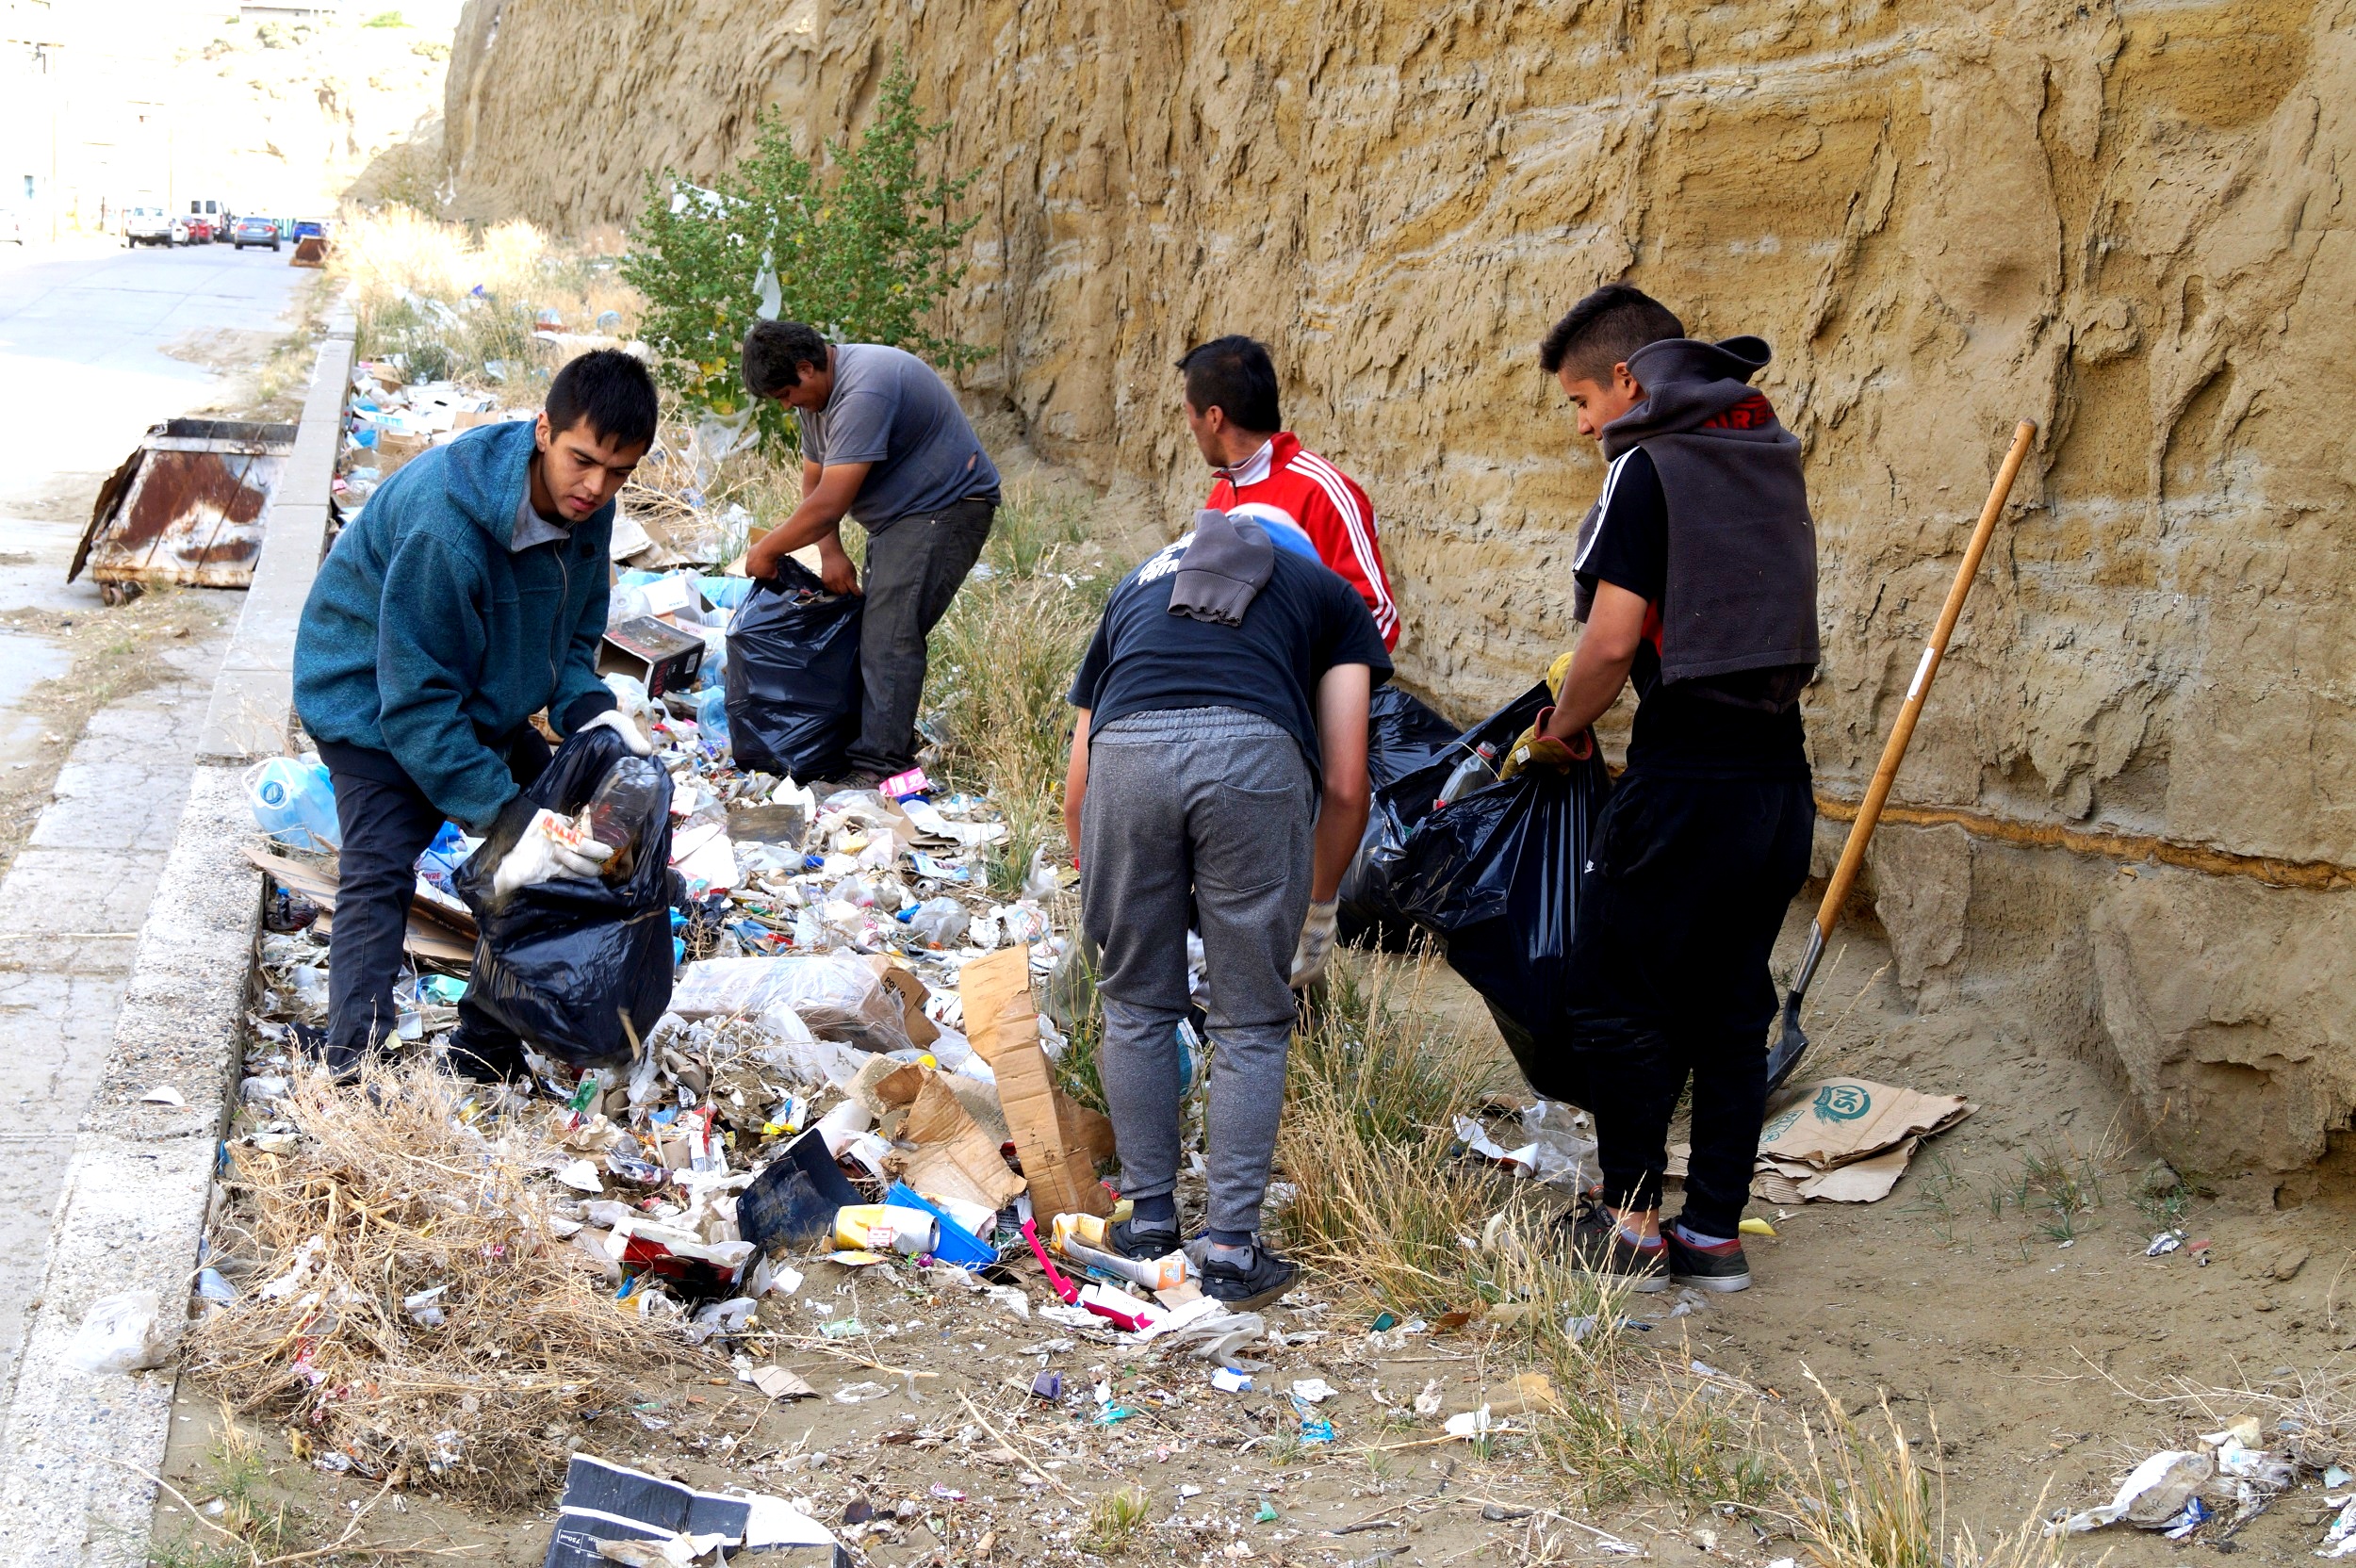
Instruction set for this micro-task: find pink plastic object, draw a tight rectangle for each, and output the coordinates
[1021,1218,1080,1304]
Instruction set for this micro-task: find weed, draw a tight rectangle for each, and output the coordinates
[1903,1152,1965,1246]
[2020,1146,2104,1246]
[626,57,981,451]
[1779,1371,2073,1568]
[1085,1485,1153,1554]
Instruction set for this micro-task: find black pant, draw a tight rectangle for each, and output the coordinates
[326,729,549,1072]
[1564,772,1814,1238]
[849,498,995,777]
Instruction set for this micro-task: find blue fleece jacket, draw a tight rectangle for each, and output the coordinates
[293,418,616,829]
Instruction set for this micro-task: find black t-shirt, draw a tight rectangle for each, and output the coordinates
[1573,447,1810,778]
[1069,538,1394,791]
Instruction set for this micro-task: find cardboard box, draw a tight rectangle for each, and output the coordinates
[961,947,1115,1219]
[598,614,705,698]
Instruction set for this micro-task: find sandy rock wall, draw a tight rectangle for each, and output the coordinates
[444,0,2356,1176]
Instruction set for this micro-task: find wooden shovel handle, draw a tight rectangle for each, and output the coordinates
[1810,418,2037,939]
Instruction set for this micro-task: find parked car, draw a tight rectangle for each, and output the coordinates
[123,205,173,247]
[231,215,279,252]
[290,218,326,241]
[188,198,229,241]
[182,215,214,245]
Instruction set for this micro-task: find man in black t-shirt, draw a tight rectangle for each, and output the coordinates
[1063,521,1391,1308]
[1506,284,1819,1295]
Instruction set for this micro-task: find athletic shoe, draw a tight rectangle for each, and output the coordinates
[1664,1229,1751,1292]
[442,1029,529,1085]
[1202,1243,1300,1310]
[292,1021,365,1085]
[1106,1217,1181,1261]
[1556,1200,1669,1292]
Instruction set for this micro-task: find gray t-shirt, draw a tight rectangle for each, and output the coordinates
[794,343,1001,531]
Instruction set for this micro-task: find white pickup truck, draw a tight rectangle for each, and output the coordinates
[123,205,181,247]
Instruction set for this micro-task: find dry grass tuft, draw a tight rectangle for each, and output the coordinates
[925,483,1107,899]
[327,205,641,384]
[186,1062,702,1507]
[1779,1369,2079,1568]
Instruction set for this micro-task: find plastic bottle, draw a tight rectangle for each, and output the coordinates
[1436,742,1500,806]
[1051,1212,1190,1291]
[246,757,340,851]
[583,756,665,881]
[695,686,732,757]
[834,1203,939,1256]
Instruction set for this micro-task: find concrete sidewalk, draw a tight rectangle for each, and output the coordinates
[0,626,236,1402]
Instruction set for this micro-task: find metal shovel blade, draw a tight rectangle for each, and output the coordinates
[1764,990,1809,1094]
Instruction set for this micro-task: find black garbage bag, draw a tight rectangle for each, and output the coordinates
[454,727,677,1069]
[1366,685,1462,790]
[1386,694,1610,1103]
[724,557,863,782]
[1338,683,1550,951]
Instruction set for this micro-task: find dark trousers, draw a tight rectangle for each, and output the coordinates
[1564,772,1814,1238]
[326,729,548,1071]
[849,498,995,777]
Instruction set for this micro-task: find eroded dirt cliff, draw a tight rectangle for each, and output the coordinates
[440,0,2356,1177]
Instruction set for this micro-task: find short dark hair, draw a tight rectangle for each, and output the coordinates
[742,319,832,398]
[1538,284,1686,382]
[546,348,659,449]
[1174,335,1281,433]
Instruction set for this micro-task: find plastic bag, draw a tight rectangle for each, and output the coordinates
[453,727,676,1069]
[1338,684,1547,952]
[64,1288,168,1375]
[724,558,863,782]
[1386,693,1610,1102]
[670,952,913,1055]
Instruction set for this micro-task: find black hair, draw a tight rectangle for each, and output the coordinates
[1174,335,1281,433]
[742,319,833,398]
[1538,284,1687,382]
[545,348,659,449]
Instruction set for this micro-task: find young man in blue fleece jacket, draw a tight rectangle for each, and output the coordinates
[293,349,660,1081]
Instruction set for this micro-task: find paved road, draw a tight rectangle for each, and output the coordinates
[0,237,304,1404]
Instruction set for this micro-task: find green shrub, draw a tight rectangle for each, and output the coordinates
[623,58,981,454]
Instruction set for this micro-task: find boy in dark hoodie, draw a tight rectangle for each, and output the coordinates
[1503,285,1818,1293]
[293,350,661,1082]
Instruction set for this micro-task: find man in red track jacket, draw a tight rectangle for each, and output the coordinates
[1177,336,1400,650]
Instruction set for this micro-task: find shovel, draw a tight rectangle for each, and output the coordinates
[1765,418,2038,1093]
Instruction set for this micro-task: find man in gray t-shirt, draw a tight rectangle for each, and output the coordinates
[741,321,1002,781]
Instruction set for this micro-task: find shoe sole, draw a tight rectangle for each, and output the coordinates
[1611,1269,1672,1294]
[1205,1265,1299,1313]
[1669,1270,1751,1292]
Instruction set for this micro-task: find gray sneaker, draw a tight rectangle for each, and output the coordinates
[1202,1243,1299,1310]
[1556,1200,1670,1293]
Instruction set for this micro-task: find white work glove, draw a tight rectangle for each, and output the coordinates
[1289,898,1341,989]
[491,808,613,899]
[577,708,653,756]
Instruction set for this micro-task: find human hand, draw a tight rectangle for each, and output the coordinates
[1289,898,1341,989]
[577,708,652,756]
[491,808,613,898]
[1497,706,1594,779]
[818,539,861,596]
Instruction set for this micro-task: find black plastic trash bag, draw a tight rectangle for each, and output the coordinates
[1338,683,1549,951]
[454,727,677,1069]
[1386,689,1610,1103]
[724,557,863,782]
[1366,685,1462,790]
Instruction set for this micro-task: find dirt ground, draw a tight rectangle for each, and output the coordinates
[149,902,2356,1567]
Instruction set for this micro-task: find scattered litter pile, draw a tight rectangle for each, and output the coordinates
[184,1062,695,1506]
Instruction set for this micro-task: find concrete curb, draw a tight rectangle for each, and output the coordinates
[0,305,352,1562]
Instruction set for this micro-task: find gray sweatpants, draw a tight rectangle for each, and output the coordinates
[1080,707,1315,1237]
